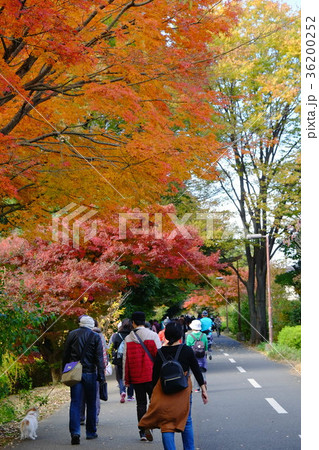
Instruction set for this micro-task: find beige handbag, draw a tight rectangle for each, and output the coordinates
[61,332,94,387]
[61,361,83,387]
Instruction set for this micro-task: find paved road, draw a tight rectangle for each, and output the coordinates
[7,334,301,449]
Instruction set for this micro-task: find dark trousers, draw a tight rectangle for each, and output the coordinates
[132,381,153,430]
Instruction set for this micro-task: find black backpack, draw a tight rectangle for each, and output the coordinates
[157,344,189,395]
[191,333,206,358]
[112,333,124,365]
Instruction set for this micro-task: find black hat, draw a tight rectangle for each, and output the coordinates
[131,311,145,323]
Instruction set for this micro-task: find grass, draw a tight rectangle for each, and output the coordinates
[256,342,301,373]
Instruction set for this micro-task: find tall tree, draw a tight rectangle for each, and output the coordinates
[0,0,240,230]
[202,0,300,343]
[0,206,222,379]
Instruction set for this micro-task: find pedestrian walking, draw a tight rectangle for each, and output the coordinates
[80,319,108,425]
[200,310,213,335]
[214,315,222,336]
[186,320,208,392]
[123,311,161,441]
[158,318,171,344]
[110,318,135,403]
[139,321,208,450]
[62,315,106,445]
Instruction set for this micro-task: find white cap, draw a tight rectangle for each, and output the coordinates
[190,320,202,331]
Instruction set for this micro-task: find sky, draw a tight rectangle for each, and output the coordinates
[280,0,301,8]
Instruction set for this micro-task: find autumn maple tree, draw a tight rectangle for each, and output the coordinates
[184,268,247,311]
[0,0,240,230]
[0,205,222,379]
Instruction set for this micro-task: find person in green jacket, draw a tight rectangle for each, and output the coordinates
[186,320,208,392]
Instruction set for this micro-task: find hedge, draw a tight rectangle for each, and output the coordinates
[277,325,301,349]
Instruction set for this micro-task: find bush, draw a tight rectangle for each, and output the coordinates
[0,399,16,424]
[227,299,251,340]
[272,299,301,340]
[277,325,301,349]
[0,374,10,400]
[0,353,52,399]
[0,353,32,395]
[25,359,52,388]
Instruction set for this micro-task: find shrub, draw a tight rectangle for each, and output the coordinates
[0,374,10,400]
[0,353,52,398]
[0,353,32,395]
[272,298,301,340]
[0,399,16,424]
[25,358,52,388]
[277,325,301,349]
[227,299,251,340]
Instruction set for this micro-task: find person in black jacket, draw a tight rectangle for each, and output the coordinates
[62,315,106,445]
[139,321,208,450]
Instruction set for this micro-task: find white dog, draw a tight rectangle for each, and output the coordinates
[20,407,39,440]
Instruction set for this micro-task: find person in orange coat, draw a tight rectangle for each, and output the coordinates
[139,321,208,450]
[158,318,170,344]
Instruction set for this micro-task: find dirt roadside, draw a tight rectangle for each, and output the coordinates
[0,384,70,447]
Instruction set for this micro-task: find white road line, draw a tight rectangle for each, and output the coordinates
[248,378,262,388]
[265,398,288,414]
[229,358,236,363]
[237,366,246,373]
[223,352,229,356]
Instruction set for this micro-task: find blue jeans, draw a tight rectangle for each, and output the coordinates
[161,396,194,450]
[80,381,100,423]
[69,372,97,438]
[118,378,134,397]
[115,365,134,396]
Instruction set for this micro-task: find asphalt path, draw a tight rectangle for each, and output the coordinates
[7,334,301,449]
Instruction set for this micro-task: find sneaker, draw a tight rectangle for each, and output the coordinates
[139,431,147,441]
[194,388,200,392]
[71,435,80,445]
[127,396,135,401]
[145,429,153,442]
[209,354,212,360]
[86,434,98,440]
[120,392,126,403]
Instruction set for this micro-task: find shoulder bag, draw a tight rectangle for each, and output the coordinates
[61,331,94,387]
[133,329,154,363]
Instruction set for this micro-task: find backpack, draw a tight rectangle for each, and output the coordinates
[117,339,125,358]
[157,344,189,395]
[191,333,205,358]
[112,333,125,365]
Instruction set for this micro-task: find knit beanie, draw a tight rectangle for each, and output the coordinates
[79,315,95,330]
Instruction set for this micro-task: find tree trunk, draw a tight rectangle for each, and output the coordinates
[50,365,62,384]
[246,243,268,344]
[246,260,257,343]
[255,270,267,342]
[38,332,65,384]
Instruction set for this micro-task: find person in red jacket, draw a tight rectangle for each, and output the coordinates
[123,311,161,442]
